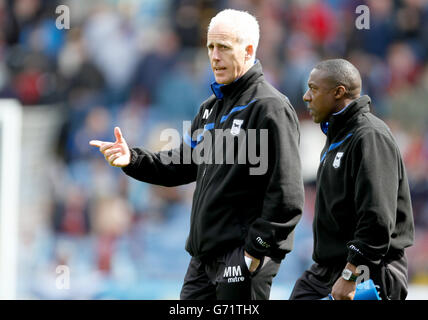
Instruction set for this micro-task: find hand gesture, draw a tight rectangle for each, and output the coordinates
[89,127,131,167]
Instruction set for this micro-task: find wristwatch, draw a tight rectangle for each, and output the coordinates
[342,268,359,282]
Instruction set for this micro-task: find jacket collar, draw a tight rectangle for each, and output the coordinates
[210,60,263,100]
[321,95,371,138]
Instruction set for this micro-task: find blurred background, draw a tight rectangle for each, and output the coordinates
[0,0,428,299]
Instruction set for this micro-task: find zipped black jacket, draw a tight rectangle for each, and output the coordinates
[313,95,414,266]
[122,61,304,261]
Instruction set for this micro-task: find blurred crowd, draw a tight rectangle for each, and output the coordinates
[1,0,428,298]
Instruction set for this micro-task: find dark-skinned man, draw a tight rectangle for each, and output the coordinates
[290,59,414,300]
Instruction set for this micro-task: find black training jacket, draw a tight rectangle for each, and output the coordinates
[122,61,304,261]
[313,95,414,266]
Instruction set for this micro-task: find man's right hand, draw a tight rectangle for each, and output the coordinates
[89,127,131,167]
[244,251,260,273]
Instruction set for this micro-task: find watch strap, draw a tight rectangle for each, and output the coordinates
[342,268,359,282]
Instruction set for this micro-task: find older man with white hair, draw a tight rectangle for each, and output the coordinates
[90,9,304,300]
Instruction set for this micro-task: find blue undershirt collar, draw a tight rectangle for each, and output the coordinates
[210,82,225,99]
[210,60,258,100]
[320,100,355,135]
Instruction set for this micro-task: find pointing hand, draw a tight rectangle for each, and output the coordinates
[89,127,131,167]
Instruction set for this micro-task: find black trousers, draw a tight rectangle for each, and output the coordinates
[289,253,409,300]
[180,246,281,300]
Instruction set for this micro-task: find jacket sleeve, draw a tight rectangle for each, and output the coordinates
[346,131,400,266]
[121,116,200,187]
[244,99,305,260]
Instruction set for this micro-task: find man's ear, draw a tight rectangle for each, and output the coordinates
[334,85,347,99]
[245,44,254,61]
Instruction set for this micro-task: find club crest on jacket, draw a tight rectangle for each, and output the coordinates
[333,152,344,168]
[231,119,244,135]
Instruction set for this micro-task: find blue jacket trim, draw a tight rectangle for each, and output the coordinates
[320,133,353,163]
[220,99,257,123]
[184,122,215,149]
[184,132,197,149]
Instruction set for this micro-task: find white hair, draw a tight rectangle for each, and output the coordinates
[208,9,260,55]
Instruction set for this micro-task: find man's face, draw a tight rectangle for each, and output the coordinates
[303,69,338,123]
[207,23,249,84]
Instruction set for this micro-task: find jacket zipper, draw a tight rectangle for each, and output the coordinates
[190,100,224,256]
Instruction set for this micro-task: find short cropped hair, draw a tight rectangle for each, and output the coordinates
[208,9,260,55]
[314,59,362,98]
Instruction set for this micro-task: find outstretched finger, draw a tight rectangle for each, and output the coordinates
[114,127,124,143]
[89,140,104,147]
